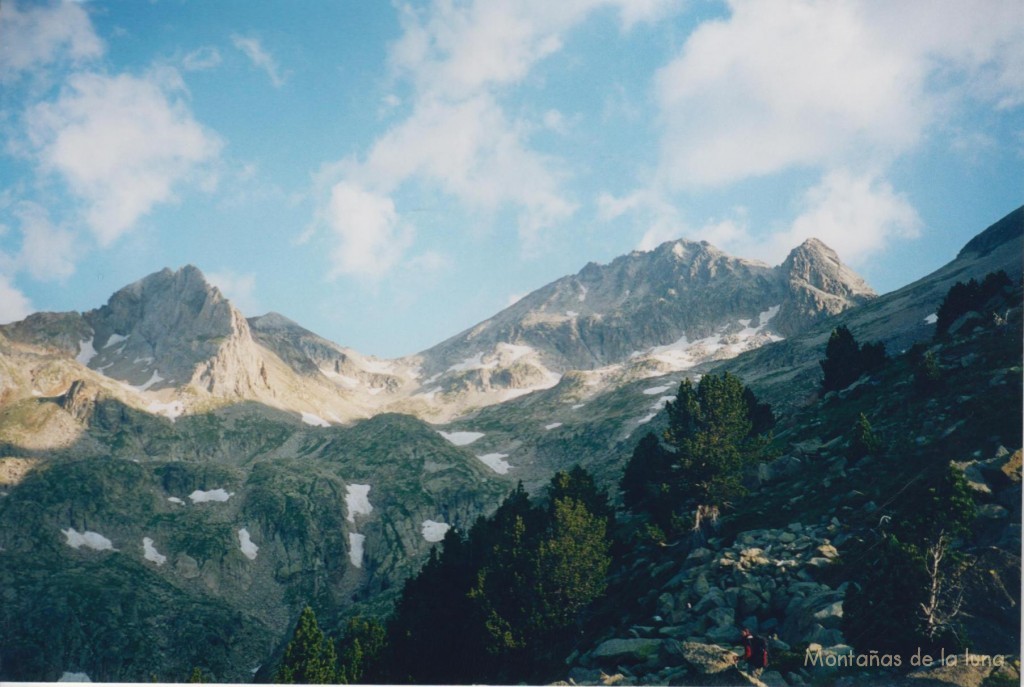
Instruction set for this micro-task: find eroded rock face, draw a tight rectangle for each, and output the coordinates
[79,266,268,397]
[773,239,876,337]
[419,238,871,376]
[59,380,97,423]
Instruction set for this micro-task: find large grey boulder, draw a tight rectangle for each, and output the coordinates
[591,638,664,665]
[675,642,770,686]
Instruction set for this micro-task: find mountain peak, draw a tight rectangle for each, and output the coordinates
[772,238,875,336]
[77,265,266,395]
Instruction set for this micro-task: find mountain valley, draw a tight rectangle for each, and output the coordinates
[0,207,1020,684]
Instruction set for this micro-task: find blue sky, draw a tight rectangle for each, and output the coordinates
[1,0,1022,358]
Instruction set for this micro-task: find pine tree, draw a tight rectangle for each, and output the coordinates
[820,325,887,391]
[383,472,612,684]
[667,373,766,532]
[620,432,674,528]
[820,325,862,391]
[337,616,386,684]
[534,496,611,630]
[275,606,338,684]
[848,413,881,460]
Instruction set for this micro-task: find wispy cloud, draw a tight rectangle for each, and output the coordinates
[231,34,287,87]
[182,46,222,72]
[0,0,103,82]
[13,202,77,281]
[314,0,682,281]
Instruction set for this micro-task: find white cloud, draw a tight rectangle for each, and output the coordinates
[182,46,222,72]
[316,0,683,279]
[325,182,414,279]
[27,70,223,245]
[765,169,921,265]
[0,0,103,81]
[390,0,681,99]
[0,273,33,323]
[231,35,287,87]
[653,0,1024,189]
[357,94,575,246]
[620,171,921,265]
[206,269,260,315]
[14,202,76,281]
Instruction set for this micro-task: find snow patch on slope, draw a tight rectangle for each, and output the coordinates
[142,537,166,566]
[148,400,184,421]
[421,520,450,542]
[62,528,113,551]
[477,453,512,474]
[439,430,485,446]
[301,412,330,427]
[238,528,259,560]
[348,532,366,568]
[189,488,232,503]
[345,484,373,523]
[76,338,97,366]
[637,395,677,425]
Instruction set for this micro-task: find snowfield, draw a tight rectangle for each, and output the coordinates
[637,395,677,425]
[439,430,485,446]
[189,488,232,503]
[238,528,259,560]
[345,484,373,522]
[301,412,331,427]
[348,532,366,568]
[104,333,128,348]
[421,520,451,542]
[142,537,166,566]
[148,400,185,421]
[76,338,97,366]
[476,453,512,474]
[62,528,113,551]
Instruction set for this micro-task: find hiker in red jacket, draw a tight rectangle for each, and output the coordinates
[740,628,769,677]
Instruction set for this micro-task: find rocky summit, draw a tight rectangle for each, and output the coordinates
[0,208,1021,684]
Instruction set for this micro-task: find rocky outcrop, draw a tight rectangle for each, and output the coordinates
[80,266,269,398]
[568,521,849,685]
[773,239,875,337]
[59,380,97,422]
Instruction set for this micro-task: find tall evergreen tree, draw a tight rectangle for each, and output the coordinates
[275,606,338,684]
[622,373,772,536]
[668,373,766,531]
[820,325,888,391]
[336,616,386,684]
[383,471,612,685]
[820,325,863,391]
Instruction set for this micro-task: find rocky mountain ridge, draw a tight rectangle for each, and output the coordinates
[0,234,875,428]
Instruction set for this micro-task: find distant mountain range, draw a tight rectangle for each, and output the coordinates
[0,206,1019,681]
